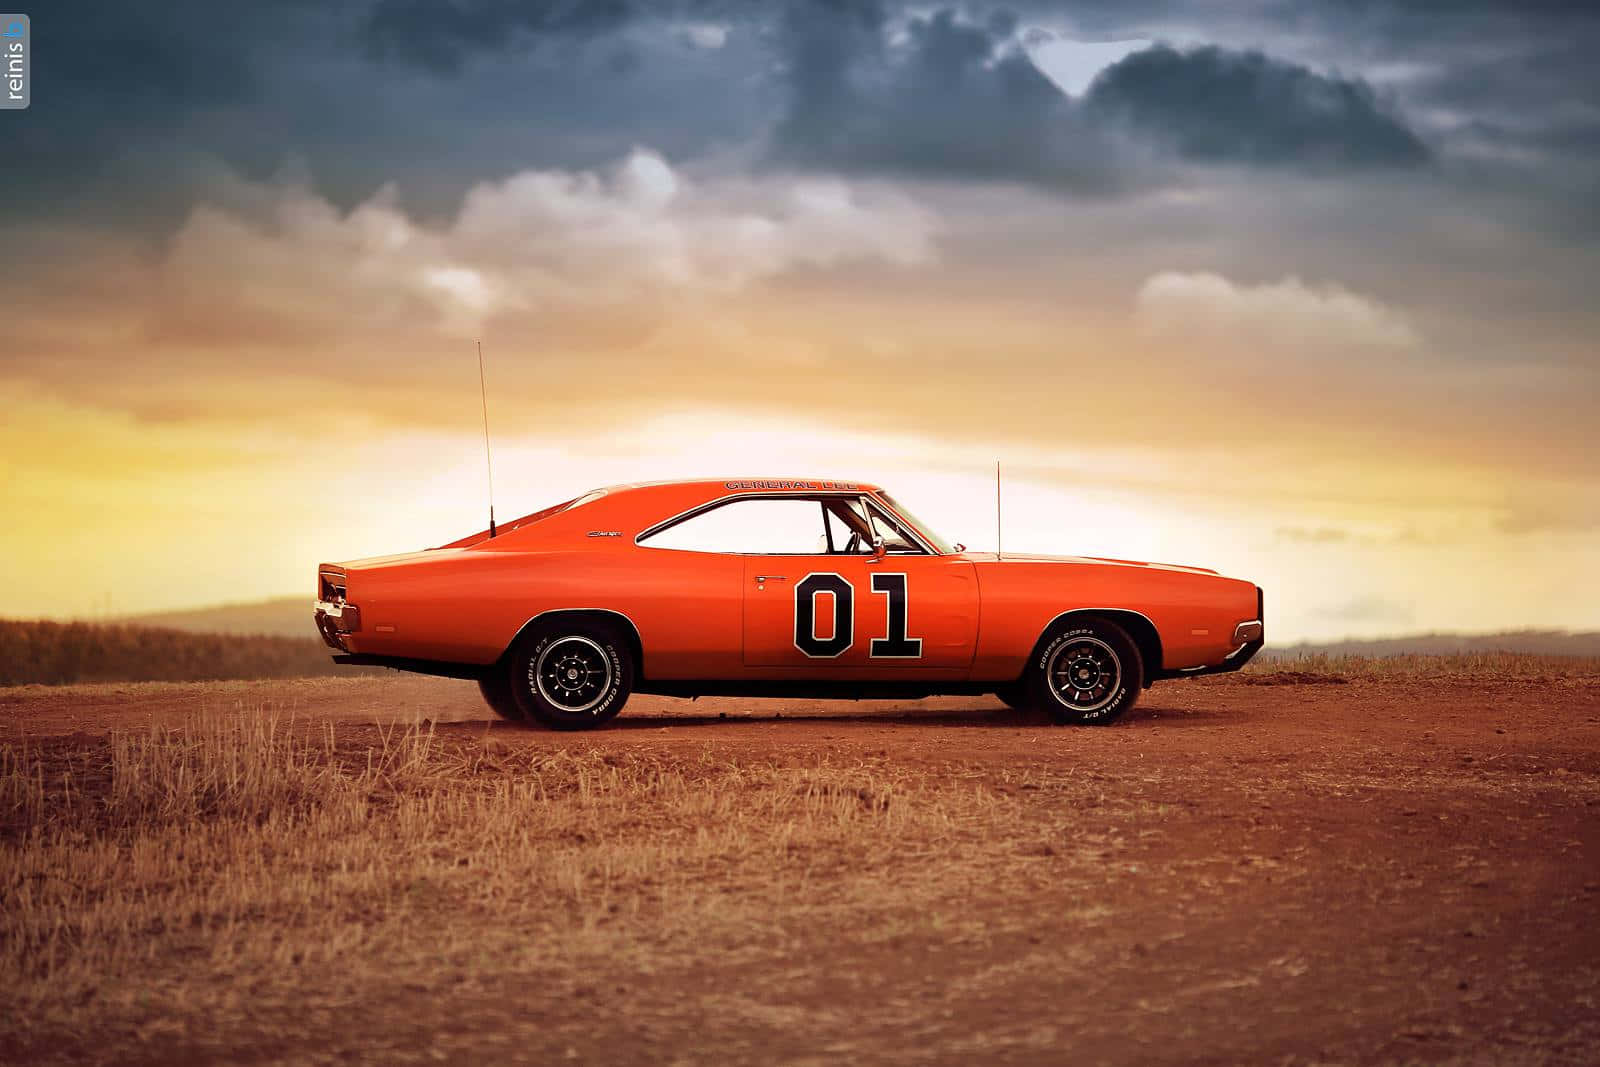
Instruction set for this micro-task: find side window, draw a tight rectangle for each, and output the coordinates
[822,499,871,554]
[863,502,922,554]
[641,498,828,554]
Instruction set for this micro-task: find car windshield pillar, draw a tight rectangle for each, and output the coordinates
[873,492,955,555]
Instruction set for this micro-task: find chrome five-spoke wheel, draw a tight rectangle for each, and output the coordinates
[1029,620,1144,725]
[507,621,633,730]
[533,635,613,715]
[1047,636,1121,713]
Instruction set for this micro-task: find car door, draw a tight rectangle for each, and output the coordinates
[742,496,978,671]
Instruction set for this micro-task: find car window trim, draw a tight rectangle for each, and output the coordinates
[634,491,936,556]
[856,494,936,556]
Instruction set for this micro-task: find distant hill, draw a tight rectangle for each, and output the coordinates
[116,597,313,639]
[1260,629,1599,660]
[110,598,1600,661]
[0,618,359,686]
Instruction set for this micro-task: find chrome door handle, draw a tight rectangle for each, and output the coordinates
[754,575,789,582]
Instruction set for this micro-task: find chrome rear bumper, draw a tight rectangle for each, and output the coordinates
[314,601,361,652]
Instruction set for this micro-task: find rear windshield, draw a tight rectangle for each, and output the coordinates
[439,489,607,547]
[506,489,605,531]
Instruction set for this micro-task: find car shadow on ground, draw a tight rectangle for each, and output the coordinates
[607,707,1035,729]
[442,700,1232,733]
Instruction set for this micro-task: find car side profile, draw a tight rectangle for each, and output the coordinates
[315,479,1263,728]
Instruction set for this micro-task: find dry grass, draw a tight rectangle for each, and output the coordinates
[1237,651,1600,683]
[3,660,1598,1060]
[0,711,1041,1046]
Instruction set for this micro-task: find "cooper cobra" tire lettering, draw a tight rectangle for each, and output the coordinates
[792,572,921,659]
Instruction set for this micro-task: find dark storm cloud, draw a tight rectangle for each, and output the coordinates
[7,0,331,226]
[770,5,1430,188]
[1083,45,1430,170]
[363,0,635,74]
[9,0,771,228]
[773,4,1122,189]
[9,0,1597,242]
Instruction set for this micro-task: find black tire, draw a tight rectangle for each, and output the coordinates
[477,674,525,722]
[506,620,633,730]
[1027,619,1143,725]
[994,683,1030,711]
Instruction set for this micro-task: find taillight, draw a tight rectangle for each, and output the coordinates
[319,570,347,603]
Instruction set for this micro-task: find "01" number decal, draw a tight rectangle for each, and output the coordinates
[794,573,922,659]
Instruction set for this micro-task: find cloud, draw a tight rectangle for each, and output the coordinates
[363,0,636,74]
[1492,495,1600,535]
[1135,272,1419,353]
[1314,595,1415,624]
[1084,45,1431,170]
[1275,525,1351,544]
[679,21,730,49]
[772,5,1126,191]
[144,148,935,345]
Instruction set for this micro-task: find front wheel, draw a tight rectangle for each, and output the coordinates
[506,622,633,730]
[1028,620,1143,725]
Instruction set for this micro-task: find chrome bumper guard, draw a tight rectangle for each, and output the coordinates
[314,601,360,653]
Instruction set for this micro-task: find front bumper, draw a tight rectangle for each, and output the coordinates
[314,601,361,652]
[1178,626,1265,677]
[1159,586,1265,680]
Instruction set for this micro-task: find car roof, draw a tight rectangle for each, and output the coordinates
[443,478,885,549]
[579,478,885,522]
[598,477,883,497]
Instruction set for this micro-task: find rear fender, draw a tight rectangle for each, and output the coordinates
[503,608,645,678]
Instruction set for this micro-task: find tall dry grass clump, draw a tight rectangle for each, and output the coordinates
[1,712,1026,1035]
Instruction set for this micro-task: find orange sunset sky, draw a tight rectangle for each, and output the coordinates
[4,2,1597,643]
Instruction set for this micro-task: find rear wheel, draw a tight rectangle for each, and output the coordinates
[506,621,633,730]
[477,674,524,722]
[1028,619,1143,725]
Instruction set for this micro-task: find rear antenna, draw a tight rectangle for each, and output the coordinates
[476,339,497,538]
[995,459,1002,562]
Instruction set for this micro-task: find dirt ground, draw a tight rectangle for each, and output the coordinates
[4,669,1599,1064]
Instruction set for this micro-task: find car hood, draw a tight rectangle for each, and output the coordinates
[962,551,1219,576]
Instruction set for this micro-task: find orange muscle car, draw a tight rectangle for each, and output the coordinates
[315,479,1263,729]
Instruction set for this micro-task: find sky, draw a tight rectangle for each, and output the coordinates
[3,0,1598,642]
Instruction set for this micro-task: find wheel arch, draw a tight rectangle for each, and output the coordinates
[503,608,645,678]
[1028,609,1163,688]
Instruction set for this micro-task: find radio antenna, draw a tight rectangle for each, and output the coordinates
[995,459,1002,562]
[476,339,497,538]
